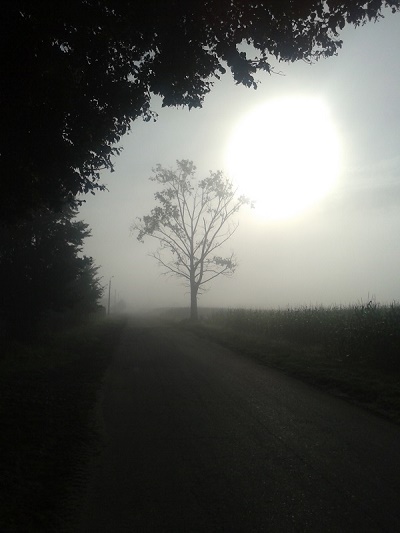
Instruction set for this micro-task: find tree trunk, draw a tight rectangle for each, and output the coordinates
[190,284,198,321]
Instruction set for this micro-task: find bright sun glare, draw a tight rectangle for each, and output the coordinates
[225,96,341,220]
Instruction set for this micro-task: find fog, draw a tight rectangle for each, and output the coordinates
[80,13,400,312]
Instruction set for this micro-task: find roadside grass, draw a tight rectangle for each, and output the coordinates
[0,315,126,532]
[182,303,400,424]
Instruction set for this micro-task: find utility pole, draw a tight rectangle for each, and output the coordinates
[107,276,114,315]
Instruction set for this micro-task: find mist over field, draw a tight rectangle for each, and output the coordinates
[79,13,400,313]
[4,5,400,532]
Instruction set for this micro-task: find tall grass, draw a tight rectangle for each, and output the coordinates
[0,316,126,532]
[207,301,400,372]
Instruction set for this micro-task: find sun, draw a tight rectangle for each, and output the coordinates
[225,96,341,220]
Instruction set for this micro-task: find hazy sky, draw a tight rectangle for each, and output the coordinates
[80,12,400,311]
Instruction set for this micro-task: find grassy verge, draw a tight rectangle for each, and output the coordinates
[0,315,126,532]
[184,313,400,425]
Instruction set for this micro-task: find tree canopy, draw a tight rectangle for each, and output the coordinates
[0,204,103,339]
[2,1,399,220]
[132,160,250,320]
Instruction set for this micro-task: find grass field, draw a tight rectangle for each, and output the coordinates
[1,303,399,529]
[0,316,126,532]
[182,302,400,424]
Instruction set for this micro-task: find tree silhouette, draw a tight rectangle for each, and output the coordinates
[132,160,251,320]
[2,1,399,220]
[0,204,103,339]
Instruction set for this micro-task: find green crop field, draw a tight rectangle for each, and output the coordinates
[183,301,400,423]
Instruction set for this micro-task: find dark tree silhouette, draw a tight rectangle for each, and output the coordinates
[0,204,103,339]
[2,1,399,220]
[132,160,250,320]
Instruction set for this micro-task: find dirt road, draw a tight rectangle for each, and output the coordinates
[76,320,400,532]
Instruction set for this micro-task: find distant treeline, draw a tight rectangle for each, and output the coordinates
[155,307,221,321]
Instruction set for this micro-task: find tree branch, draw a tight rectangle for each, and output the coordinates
[132,161,250,312]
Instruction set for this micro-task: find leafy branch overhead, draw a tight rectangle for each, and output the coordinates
[132,160,251,320]
[2,1,399,220]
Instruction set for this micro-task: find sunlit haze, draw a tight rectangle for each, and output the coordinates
[225,96,341,220]
[80,12,400,312]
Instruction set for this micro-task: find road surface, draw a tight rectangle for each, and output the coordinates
[75,319,400,532]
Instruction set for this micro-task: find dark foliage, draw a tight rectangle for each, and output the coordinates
[0,204,103,339]
[2,1,399,220]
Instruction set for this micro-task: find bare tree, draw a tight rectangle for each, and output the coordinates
[132,160,251,321]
